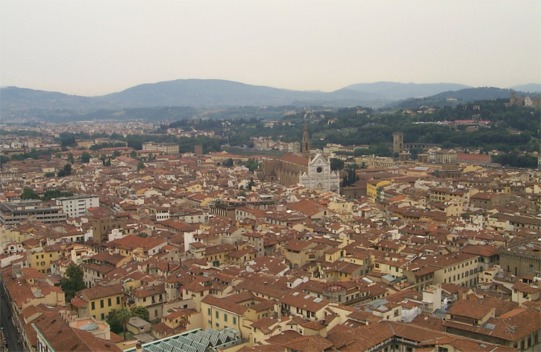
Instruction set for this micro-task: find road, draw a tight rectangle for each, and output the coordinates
[0,282,23,352]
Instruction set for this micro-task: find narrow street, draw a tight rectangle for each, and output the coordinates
[0,283,23,352]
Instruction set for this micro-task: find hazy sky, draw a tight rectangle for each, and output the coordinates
[1,0,540,96]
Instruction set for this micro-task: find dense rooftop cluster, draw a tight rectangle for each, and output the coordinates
[0,129,540,352]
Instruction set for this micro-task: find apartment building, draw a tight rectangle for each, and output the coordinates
[72,284,124,321]
[27,243,63,274]
[142,142,179,154]
[56,195,99,218]
[0,200,66,225]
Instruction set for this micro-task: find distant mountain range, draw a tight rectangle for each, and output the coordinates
[510,83,541,93]
[1,79,539,121]
[390,87,533,109]
[344,82,471,100]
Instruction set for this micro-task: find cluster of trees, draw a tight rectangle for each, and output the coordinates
[241,159,260,172]
[219,158,261,172]
[0,129,43,137]
[329,158,362,187]
[57,163,72,177]
[107,306,150,339]
[20,187,73,200]
[492,152,538,168]
[58,265,152,339]
[60,264,85,301]
[3,148,60,162]
[342,164,361,187]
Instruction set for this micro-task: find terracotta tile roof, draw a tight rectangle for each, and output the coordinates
[512,281,539,294]
[80,283,123,300]
[33,312,121,351]
[251,317,279,333]
[327,322,394,351]
[461,244,498,257]
[279,154,309,166]
[162,308,196,320]
[283,334,334,352]
[286,199,325,217]
[234,276,289,299]
[264,330,303,346]
[281,292,329,313]
[439,338,516,352]
[133,283,165,298]
[443,307,540,342]
[108,234,166,252]
[447,297,495,320]
[82,262,116,275]
[202,294,248,315]
[89,251,127,266]
[284,239,314,252]
[21,267,47,280]
[71,296,88,308]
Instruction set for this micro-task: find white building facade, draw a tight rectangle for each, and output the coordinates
[56,195,99,218]
[299,154,340,193]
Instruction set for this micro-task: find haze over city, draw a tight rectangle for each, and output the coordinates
[1,0,540,96]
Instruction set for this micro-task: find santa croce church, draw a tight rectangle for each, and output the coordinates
[261,122,340,193]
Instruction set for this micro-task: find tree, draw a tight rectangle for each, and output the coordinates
[107,306,149,339]
[330,158,345,171]
[81,152,91,163]
[242,158,260,172]
[130,150,137,158]
[409,148,422,160]
[60,264,85,302]
[130,306,150,322]
[137,161,145,171]
[0,155,9,165]
[57,163,72,177]
[247,177,256,190]
[107,308,132,339]
[342,164,359,187]
[67,153,75,164]
[223,158,234,167]
[42,189,73,201]
[21,187,40,200]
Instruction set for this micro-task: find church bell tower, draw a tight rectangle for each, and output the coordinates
[301,119,310,157]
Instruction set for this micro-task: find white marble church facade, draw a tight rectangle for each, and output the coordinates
[299,153,340,193]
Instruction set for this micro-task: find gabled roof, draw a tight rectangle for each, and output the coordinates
[202,294,248,316]
[286,199,326,217]
[80,283,123,300]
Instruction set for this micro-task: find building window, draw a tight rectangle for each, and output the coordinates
[91,302,95,310]
[215,311,219,319]
[224,314,228,322]
[108,298,112,306]
[117,297,120,305]
[208,308,211,315]
[233,317,237,325]
[100,299,104,308]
